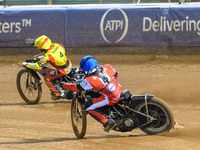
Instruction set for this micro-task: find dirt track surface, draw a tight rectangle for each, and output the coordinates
[0,55,200,150]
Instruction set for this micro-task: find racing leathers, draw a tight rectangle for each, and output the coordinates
[25,43,72,97]
[62,64,122,126]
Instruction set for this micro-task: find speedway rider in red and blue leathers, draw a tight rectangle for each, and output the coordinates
[62,55,122,132]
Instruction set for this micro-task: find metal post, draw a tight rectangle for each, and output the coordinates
[47,0,52,5]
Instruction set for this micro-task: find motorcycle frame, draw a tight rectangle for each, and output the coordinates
[118,94,156,122]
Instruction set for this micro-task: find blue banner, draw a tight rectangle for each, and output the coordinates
[0,6,66,47]
[66,5,200,47]
[1,4,200,47]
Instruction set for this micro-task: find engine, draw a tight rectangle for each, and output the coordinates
[108,101,139,132]
[115,118,137,132]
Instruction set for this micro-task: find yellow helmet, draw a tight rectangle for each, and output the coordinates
[34,35,52,50]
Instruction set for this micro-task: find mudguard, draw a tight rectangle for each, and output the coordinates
[131,95,154,101]
[129,94,154,108]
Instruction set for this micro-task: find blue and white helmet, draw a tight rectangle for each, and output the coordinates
[80,55,98,73]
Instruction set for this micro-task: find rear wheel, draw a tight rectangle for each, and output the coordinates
[16,69,42,104]
[136,97,174,135]
[71,96,87,139]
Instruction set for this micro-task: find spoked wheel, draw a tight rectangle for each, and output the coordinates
[136,97,174,135]
[71,96,87,139]
[16,69,42,104]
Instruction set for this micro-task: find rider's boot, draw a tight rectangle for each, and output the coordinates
[51,89,65,100]
[45,80,62,100]
[51,91,61,100]
[103,118,117,132]
[51,84,65,100]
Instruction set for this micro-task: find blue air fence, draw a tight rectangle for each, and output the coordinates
[0,7,66,47]
[1,4,200,47]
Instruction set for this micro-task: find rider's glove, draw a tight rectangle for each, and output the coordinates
[21,62,28,67]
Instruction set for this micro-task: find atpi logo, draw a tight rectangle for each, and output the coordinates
[100,8,128,43]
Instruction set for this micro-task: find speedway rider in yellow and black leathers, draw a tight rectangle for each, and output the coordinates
[21,35,72,100]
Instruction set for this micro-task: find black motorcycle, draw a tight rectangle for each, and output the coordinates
[16,56,85,104]
[71,90,174,139]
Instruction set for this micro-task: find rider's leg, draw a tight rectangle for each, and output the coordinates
[88,108,117,132]
[88,108,109,125]
[85,96,117,132]
[44,76,60,97]
[39,68,64,100]
[44,73,64,100]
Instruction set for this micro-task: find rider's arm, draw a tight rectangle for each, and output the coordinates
[26,56,48,70]
[62,78,93,92]
[62,83,81,92]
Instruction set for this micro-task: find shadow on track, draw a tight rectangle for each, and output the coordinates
[0,134,147,145]
[0,100,71,106]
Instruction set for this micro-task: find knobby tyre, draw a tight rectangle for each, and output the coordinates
[71,96,87,139]
[16,69,42,104]
[136,97,174,135]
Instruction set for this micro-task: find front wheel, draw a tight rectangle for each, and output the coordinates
[71,96,87,139]
[16,69,42,104]
[136,97,174,135]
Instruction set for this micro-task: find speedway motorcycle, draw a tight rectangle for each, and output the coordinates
[16,54,85,104]
[71,90,174,139]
